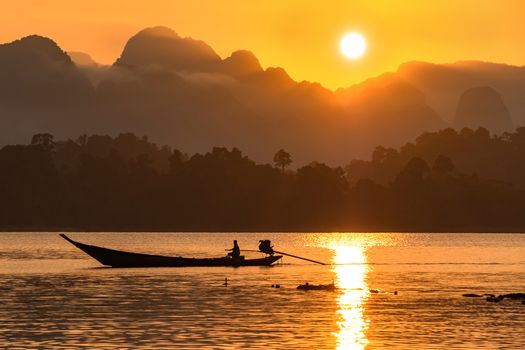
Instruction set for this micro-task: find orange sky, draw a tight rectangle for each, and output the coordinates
[2,0,525,89]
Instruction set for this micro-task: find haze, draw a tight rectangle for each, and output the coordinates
[3,3,525,350]
[2,0,525,89]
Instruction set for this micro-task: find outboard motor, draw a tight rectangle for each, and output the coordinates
[258,240,275,255]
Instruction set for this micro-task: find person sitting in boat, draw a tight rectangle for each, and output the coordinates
[258,240,275,255]
[228,240,241,258]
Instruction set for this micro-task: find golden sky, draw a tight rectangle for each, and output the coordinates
[2,0,524,89]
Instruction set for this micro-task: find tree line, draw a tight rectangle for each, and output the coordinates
[346,126,525,188]
[1,129,524,232]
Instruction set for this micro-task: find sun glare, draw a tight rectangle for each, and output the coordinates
[331,245,370,350]
[340,33,366,59]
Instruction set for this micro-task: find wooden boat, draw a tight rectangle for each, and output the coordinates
[60,234,282,268]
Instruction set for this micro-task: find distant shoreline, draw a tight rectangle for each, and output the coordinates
[1,228,524,234]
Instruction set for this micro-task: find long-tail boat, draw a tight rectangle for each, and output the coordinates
[60,234,282,268]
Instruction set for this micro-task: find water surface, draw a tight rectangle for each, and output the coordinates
[1,232,524,349]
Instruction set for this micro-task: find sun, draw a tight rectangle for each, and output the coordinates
[340,33,366,59]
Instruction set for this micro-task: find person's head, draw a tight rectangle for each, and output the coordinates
[234,240,237,244]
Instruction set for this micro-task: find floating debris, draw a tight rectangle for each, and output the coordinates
[462,293,483,297]
[458,292,525,303]
[297,282,336,291]
[296,283,398,294]
[486,295,504,303]
[503,293,525,300]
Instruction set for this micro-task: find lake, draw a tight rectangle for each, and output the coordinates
[1,232,524,349]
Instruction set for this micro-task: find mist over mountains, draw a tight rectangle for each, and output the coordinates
[1,26,524,165]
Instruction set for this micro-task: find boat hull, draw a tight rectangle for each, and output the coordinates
[60,234,282,268]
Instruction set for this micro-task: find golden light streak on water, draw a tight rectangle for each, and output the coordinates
[331,245,370,350]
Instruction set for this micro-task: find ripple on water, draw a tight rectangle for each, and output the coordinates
[0,232,524,349]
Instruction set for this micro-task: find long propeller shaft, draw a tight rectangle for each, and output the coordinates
[227,247,327,265]
[273,250,326,265]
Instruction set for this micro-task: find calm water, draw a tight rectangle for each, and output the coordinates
[1,232,524,349]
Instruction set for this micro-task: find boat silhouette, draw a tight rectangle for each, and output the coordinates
[60,234,282,268]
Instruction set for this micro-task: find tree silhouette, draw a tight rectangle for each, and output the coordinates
[394,157,430,190]
[273,149,292,173]
[432,155,454,176]
[31,133,55,152]
[76,134,87,147]
[2,130,525,231]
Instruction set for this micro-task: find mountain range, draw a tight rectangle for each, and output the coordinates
[1,26,523,165]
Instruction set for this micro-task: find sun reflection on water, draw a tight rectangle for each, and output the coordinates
[331,245,370,350]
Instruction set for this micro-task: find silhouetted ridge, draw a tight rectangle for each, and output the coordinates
[247,67,295,89]
[337,73,429,108]
[0,35,72,64]
[114,26,221,72]
[3,27,525,165]
[68,51,98,67]
[399,60,525,74]
[335,73,446,151]
[138,26,179,38]
[454,86,513,134]
[397,61,441,74]
[396,60,525,126]
[221,50,262,77]
[0,35,94,145]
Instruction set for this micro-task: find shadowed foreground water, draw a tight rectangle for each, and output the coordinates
[0,232,524,349]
